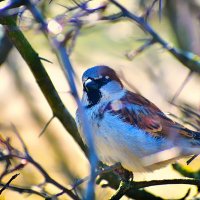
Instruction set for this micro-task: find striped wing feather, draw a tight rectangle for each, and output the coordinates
[105,91,199,140]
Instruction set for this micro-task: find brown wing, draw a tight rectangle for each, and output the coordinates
[103,91,200,140]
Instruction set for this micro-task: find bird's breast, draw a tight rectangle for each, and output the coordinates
[81,105,172,172]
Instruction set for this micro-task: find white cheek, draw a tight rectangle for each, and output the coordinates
[100,81,122,99]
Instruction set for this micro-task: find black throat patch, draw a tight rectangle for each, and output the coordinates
[84,77,112,109]
[86,89,102,108]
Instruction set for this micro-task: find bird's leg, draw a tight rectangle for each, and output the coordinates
[110,163,133,200]
[113,163,133,182]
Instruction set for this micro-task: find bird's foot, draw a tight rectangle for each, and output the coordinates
[110,178,133,200]
[113,163,133,182]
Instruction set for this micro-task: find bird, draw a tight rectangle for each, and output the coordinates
[76,65,200,173]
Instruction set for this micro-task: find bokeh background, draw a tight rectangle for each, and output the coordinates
[0,0,200,199]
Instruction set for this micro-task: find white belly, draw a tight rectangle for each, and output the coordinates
[76,93,200,172]
[80,108,173,172]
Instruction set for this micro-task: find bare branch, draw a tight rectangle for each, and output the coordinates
[0,173,20,195]
[0,182,49,198]
[170,71,193,104]
[0,129,79,199]
[143,0,160,21]
[11,123,28,154]
[126,39,155,60]
[186,155,199,165]
[72,163,121,190]
[109,0,200,74]
[158,0,163,21]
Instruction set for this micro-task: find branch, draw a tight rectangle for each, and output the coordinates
[172,163,200,179]
[0,130,79,200]
[97,171,162,200]
[21,1,99,198]
[134,178,200,189]
[100,172,200,199]
[0,173,20,195]
[0,183,48,198]
[109,0,200,74]
[0,16,86,154]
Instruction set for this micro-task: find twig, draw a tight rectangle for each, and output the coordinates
[55,41,98,199]
[170,71,193,104]
[26,156,79,199]
[144,0,159,21]
[0,128,79,199]
[186,155,199,165]
[0,161,27,181]
[109,0,200,74]
[11,123,28,153]
[126,39,155,60]
[0,182,49,198]
[177,104,200,119]
[24,2,98,199]
[178,188,191,200]
[158,0,162,21]
[72,163,121,189]
[132,178,200,189]
[168,113,200,131]
[0,173,20,195]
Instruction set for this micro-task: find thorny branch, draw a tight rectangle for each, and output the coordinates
[0,15,86,154]
[21,1,99,199]
[107,0,200,74]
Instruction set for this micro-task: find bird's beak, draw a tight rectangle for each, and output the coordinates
[83,78,98,91]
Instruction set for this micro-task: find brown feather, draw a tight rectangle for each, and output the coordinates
[102,91,199,140]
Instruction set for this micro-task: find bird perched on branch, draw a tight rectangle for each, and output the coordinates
[76,65,200,173]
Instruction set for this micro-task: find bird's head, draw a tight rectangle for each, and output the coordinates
[81,65,123,108]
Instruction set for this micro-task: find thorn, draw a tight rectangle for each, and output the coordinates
[39,57,53,64]
[39,116,54,137]
[186,154,199,165]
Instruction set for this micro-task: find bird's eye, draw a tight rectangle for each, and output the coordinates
[105,76,110,80]
[83,76,111,92]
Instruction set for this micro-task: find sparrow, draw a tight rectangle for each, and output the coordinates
[76,65,200,172]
